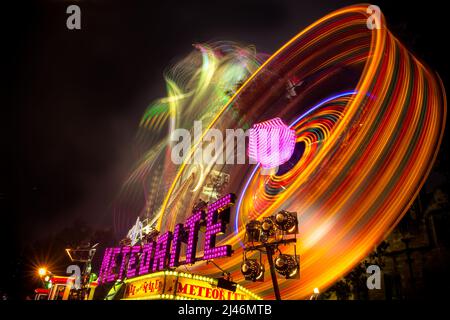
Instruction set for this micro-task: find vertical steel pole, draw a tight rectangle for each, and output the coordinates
[265,245,281,300]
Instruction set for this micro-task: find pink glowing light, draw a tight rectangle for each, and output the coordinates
[126,245,142,278]
[98,248,113,284]
[152,231,172,271]
[138,242,155,275]
[203,194,234,260]
[118,246,131,279]
[106,247,121,283]
[248,117,296,169]
[169,224,184,267]
[184,210,205,264]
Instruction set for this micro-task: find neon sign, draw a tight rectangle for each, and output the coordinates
[98,193,236,284]
[121,271,262,300]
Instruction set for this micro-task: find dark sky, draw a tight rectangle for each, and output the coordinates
[5,0,360,242]
[3,0,449,280]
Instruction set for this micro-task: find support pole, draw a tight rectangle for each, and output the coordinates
[265,245,281,300]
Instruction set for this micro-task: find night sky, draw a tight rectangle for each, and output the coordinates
[3,0,449,298]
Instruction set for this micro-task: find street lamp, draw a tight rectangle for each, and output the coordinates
[37,267,52,289]
[38,267,52,278]
[38,267,47,277]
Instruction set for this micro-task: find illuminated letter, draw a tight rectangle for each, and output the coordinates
[126,245,142,278]
[152,231,172,272]
[185,210,205,264]
[98,248,113,284]
[177,282,189,294]
[169,224,184,267]
[106,247,122,283]
[117,246,131,280]
[138,242,155,275]
[203,194,235,260]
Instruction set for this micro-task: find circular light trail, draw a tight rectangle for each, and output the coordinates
[127,5,446,299]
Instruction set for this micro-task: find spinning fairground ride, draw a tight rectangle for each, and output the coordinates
[102,4,446,300]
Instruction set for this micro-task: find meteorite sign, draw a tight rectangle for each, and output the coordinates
[98,194,235,284]
[122,272,262,300]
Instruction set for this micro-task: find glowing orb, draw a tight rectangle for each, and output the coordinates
[248,117,296,169]
[127,5,446,300]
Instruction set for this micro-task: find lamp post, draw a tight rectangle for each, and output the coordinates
[37,267,53,288]
[38,267,47,277]
[265,245,281,300]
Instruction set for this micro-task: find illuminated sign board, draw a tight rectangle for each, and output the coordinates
[122,271,262,300]
[98,193,236,284]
